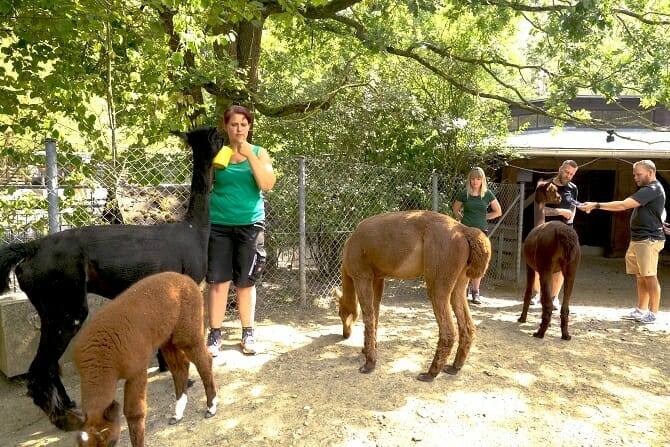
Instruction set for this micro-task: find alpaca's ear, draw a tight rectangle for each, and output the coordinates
[103,400,120,423]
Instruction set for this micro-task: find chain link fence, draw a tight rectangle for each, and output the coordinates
[1,140,524,307]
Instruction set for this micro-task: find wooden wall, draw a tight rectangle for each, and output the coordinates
[501,157,670,257]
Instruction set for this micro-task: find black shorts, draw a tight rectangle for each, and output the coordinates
[206,222,266,287]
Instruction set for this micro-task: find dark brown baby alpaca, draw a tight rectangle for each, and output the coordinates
[338,210,491,382]
[518,182,581,340]
[73,272,217,447]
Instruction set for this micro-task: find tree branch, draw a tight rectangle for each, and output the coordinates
[478,0,670,25]
[614,8,670,26]
[253,82,368,117]
[477,0,570,13]
[301,0,364,18]
[416,41,555,78]
[322,13,668,133]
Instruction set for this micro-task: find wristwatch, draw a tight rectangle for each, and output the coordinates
[595,202,601,209]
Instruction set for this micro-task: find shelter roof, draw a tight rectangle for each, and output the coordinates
[506,127,670,158]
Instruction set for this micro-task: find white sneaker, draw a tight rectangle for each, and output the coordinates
[552,296,560,310]
[241,334,257,355]
[622,308,645,321]
[530,294,540,306]
[206,329,222,357]
[635,311,657,324]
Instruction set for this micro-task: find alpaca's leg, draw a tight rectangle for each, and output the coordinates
[533,272,553,338]
[418,277,458,382]
[27,292,88,431]
[449,271,476,373]
[160,344,191,424]
[184,342,217,418]
[363,277,384,357]
[518,264,536,323]
[361,278,384,357]
[372,277,384,329]
[559,261,578,341]
[124,372,148,447]
[356,278,377,373]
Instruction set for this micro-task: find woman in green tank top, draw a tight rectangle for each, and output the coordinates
[452,167,502,304]
[206,105,276,357]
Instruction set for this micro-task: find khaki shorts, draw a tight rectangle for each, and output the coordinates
[625,239,665,276]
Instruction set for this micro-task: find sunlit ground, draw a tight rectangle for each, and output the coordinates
[2,288,669,447]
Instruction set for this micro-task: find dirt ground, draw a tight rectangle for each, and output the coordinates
[2,254,669,447]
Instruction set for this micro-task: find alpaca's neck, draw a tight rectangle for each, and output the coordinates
[533,202,546,227]
[185,156,212,229]
[79,368,118,419]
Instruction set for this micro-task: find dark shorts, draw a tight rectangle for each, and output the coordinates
[207,222,266,287]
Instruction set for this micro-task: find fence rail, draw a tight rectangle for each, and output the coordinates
[1,140,524,307]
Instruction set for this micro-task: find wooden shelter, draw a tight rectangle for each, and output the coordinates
[502,97,670,257]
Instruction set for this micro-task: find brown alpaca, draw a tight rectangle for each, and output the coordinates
[338,210,491,382]
[533,180,561,226]
[518,182,581,340]
[73,272,217,447]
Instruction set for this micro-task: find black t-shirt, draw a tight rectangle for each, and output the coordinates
[545,181,578,224]
[630,180,666,241]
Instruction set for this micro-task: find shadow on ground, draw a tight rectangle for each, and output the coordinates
[2,286,669,446]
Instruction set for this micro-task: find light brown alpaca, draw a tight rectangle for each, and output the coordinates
[518,182,581,340]
[73,272,217,447]
[338,210,491,382]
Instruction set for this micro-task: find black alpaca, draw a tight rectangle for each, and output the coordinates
[0,127,222,430]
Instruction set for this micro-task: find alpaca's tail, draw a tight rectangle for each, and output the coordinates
[557,226,581,263]
[463,227,492,279]
[0,241,39,293]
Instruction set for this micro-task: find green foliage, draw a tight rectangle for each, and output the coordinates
[257,56,509,177]
[4,0,668,152]
[0,193,49,242]
[2,1,670,245]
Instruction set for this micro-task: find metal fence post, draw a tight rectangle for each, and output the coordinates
[45,138,59,234]
[298,157,307,305]
[516,182,525,284]
[431,170,439,212]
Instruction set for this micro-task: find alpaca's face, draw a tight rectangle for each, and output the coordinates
[338,292,358,339]
[173,127,225,161]
[76,401,121,447]
[536,182,561,205]
[76,425,119,447]
[206,127,225,156]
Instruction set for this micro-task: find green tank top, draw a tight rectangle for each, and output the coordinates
[209,145,265,226]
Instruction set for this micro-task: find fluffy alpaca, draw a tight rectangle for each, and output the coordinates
[0,127,222,430]
[518,182,581,340]
[338,210,491,382]
[73,272,217,447]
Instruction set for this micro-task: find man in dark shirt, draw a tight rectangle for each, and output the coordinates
[580,160,666,324]
[531,160,579,309]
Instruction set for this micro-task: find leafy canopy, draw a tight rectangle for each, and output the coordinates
[1,0,669,169]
